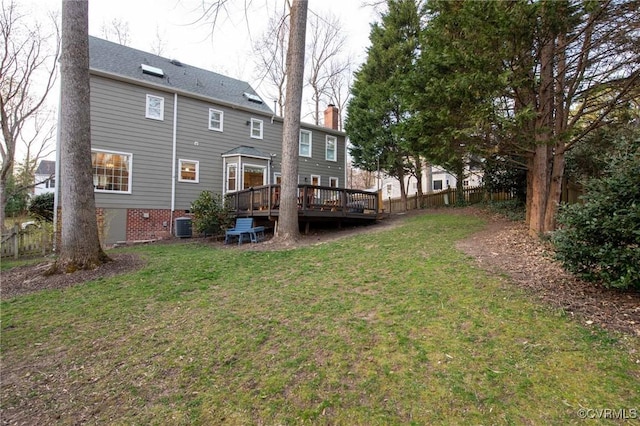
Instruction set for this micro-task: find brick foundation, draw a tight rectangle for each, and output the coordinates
[56,208,193,245]
[126,209,190,241]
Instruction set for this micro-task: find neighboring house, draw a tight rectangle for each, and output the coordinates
[56,37,347,245]
[34,160,56,196]
[375,164,484,199]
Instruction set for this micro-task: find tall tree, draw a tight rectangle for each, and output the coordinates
[274,0,307,242]
[253,5,352,122]
[56,0,109,271]
[0,0,59,230]
[189,0,308,242]
[420,0,639,234]
[345,0,422,210]
[100,18,131,46]
[325,61,353,131]
[305,10,349,125]
[253,9,289,116]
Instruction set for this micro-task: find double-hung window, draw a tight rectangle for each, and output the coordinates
[92,150,132,193]
[250,118,263,139]
[145,94,164,120]
[325,135,337,161]
[179,159,199,183]
[227,164,237,192]
[299,130,312,157]
[209,109,223,131]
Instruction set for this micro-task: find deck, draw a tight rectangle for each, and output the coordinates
[225,185,380,231]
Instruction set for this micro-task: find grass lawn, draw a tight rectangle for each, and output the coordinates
[1,213,638,425]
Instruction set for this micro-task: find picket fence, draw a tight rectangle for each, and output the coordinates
[381,186,515,213]
[1,225,53,259]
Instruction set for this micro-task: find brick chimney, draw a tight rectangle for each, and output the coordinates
[324,104,339,130]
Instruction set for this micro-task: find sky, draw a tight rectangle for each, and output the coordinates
[87,0,379,87]
[18,0,381,160]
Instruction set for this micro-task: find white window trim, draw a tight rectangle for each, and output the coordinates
[242,163,267,188]
[250,118,263,139]
[325,135,337,162]
[145,94,164,121]
[92,148,133,194]
[299,129,312,158]
[274,172,282,185]
[178,159,199,183]
[209,108,224,132]
[329,177,339,188]
[310,174,321,186]
[226,163,238,193]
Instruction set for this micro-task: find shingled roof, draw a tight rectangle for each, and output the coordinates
[221,146,272,159]
[89,36,273,114]
[35,160,56,176]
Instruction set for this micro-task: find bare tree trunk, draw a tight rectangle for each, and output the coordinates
[528,34,555,236]
[55,0,109,271]
[543,32,569,233]
[274,0,307,243]
[415,158,423,207]
[396,166,407,211]
[525,154,534,226]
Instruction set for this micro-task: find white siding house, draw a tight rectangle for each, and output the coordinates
[33,160,56,196]
[375,164,483,199]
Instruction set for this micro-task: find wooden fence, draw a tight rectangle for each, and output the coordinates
[1,225,54,259]
[382,186,515,213]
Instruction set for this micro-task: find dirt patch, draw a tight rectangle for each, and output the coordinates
[2,208,638,337]
[0,253,146,300]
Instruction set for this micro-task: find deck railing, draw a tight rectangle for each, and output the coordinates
[225,185,379,217]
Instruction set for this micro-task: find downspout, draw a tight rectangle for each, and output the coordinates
[170,93,178,235]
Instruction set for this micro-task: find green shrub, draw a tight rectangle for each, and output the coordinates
[28,192,55,222]
[4,176,30,217]
[553,132,640,289]
[190,191,234,237]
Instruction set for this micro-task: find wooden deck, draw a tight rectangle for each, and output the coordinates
[225,185,380,231]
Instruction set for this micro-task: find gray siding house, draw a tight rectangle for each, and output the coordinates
[70,37,346,244]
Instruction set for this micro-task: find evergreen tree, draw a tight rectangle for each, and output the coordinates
[345,0,422,209]
[418,0,640,233]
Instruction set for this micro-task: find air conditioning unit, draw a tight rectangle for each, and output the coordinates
[174,217,192,238]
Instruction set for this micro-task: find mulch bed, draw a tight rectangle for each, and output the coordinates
[456,216,640,337]
[0,254,146,300]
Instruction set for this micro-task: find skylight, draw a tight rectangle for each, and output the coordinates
[243,92,263,104]
[141,64,164,78]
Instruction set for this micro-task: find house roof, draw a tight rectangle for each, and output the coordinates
[35,160,56,175]
[221,146,272,159]
[89,36,273,115]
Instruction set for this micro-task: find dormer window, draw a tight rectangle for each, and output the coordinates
[141,64,164,77]
[243,92,263,104]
